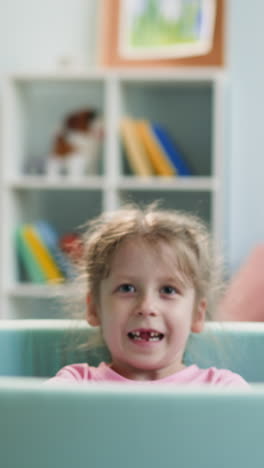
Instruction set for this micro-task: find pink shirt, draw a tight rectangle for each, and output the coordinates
[48,362,249,386]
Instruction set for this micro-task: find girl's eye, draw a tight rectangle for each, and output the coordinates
[161,285,179,295]
[117,284,136,293]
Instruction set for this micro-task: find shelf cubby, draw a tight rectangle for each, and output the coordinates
[1,68,225,318]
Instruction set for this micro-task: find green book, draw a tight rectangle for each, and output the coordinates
[16,227,47,283]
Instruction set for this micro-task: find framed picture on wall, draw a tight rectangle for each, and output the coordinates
[118,0,217,60]
[97,0,225,67]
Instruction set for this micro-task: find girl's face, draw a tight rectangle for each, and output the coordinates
[87,238,206,380]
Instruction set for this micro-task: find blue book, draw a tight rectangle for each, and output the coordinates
[34,221,76,280]
[151,123,192,176]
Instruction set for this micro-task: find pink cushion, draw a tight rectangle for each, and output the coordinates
[217,244,264,321]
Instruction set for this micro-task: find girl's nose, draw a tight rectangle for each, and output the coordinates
[135,295,158,317]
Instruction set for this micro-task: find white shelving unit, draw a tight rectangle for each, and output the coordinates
[0,67,226,319]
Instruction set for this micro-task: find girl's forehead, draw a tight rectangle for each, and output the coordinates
[103,236,195,291]
[111,237,180,269]
[119,235,171,251]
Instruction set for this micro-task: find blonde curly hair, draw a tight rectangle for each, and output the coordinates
[72,203,223,320]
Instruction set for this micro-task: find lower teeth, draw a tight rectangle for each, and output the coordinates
[132,336,160,342]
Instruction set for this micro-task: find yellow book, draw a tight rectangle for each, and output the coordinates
[120,117,154,176]
[22,225,64,283]
[135,120,176,176]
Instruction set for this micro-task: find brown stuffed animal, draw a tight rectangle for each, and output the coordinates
[47,108,103,177]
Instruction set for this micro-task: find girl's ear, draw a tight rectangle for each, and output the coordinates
[191,298,207,334]
[86,294,101,327]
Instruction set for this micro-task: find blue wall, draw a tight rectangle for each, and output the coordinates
[0,0,263,275]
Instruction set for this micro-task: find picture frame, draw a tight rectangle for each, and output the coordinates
[118,0,217,60]
[97,0,225,67]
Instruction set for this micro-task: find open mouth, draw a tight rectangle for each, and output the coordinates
[127,330,164,342]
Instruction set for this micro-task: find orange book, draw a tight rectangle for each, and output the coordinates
[135,120,176,176]
[120,117,154,176]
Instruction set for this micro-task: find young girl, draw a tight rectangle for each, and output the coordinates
[50,203,248,385]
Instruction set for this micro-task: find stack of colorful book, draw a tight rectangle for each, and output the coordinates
[120,117,192,177]
[16,221,76,284]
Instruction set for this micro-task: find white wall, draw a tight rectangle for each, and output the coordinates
[0,0,263,274]
[0,0,99,71]
[227,0,264,273]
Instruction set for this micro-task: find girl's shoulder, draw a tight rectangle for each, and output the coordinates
[172,364,249,386]
[46,362,110,383]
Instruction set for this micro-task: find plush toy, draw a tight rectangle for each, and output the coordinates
[47,109,103,177]
[59,232,83,263]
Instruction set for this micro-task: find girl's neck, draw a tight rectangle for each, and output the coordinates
[109,362,186,381]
